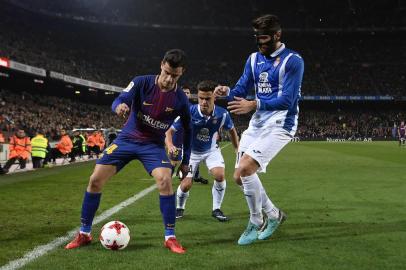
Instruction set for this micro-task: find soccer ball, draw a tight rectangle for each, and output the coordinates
[99,221,130,250]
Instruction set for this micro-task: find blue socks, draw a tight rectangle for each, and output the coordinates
[159,194,176,239]
[79,192,175,239]
[80,191,102,233]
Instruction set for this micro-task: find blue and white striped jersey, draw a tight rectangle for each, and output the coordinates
[227,43,304,134]
[173,104,234,153]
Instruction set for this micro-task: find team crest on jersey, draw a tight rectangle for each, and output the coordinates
[259,72,269,83]
[273,57,281,67]
[123,81,134,92]
[212,117,217,124]
[197,128,210,142]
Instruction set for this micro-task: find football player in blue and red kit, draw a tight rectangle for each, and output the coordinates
[65,49,191,254]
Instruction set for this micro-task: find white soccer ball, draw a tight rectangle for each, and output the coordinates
[99,221,130,250]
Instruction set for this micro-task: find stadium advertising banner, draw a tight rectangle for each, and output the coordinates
[50,71,122,92]
[8,60,46,77]
[302,96,394,101]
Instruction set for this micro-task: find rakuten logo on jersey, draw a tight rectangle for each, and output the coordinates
[137,112,169,130]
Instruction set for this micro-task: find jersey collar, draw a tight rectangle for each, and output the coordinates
[270,43,285,58]
[197,104,216,118]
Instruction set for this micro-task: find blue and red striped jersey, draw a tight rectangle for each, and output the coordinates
[112,75,192,164]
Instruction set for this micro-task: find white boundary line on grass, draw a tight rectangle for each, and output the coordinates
[0,143,231,270]
[0,185,157,270]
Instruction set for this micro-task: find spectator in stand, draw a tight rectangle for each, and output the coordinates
[1,129,31,174]
[86,130,100,159]
[45,129,73,165]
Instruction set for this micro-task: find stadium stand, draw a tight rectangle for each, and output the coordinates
[0,89,123,139]
[0,1,405,96]
[0,0,404,143]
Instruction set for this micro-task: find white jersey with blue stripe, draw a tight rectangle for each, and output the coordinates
[227,43,304,135]
[173,104,234,153]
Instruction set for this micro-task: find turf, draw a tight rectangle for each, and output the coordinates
[0,142,405,269]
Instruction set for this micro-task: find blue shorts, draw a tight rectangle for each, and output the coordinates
[97,139,172,174]
[168,146,183,162]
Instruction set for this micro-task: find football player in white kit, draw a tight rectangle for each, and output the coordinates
[169,80,239,221]
[214,14,304,245]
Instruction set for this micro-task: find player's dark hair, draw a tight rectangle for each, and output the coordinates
[252,14,281,33]
[197,80,217,92]
[181,84,191,90]
[162,49,187,69]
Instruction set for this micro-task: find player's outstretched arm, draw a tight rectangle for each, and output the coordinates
[228,127,239,152]
[165,127,177,155]
[111,77,142,117]
[179,97,192,168]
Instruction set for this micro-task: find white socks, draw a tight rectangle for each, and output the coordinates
[212,180,226,210]
[176,185,189,209]
[241,173,280,225]
[260,185,279,220]
[177,180,227,211]
[241,173,263,226]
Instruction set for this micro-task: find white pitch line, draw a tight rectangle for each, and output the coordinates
[0,184,156,270]
[1,143,232,270]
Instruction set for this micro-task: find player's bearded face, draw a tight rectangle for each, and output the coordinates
[198,91,214,115]
[254,29,278,56]
[159,62,184,90]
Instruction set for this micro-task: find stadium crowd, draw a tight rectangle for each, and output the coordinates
[0,89,123,139]
[6,0,405,28]
[1,2,405,97]
[297,110,404,140]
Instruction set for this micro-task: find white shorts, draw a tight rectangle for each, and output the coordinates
[187,147,225,178]
[235,125,292,173]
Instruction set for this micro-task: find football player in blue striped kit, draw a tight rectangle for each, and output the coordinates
[169,80,239,221]
[65,49,192,254]
[215,14,304,245]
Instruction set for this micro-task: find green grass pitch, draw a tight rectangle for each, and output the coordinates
[0,142,405,269]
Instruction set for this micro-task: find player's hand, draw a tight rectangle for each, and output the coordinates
[177,164,190,180]
[214,85,230,97]
[167,144,178,155]
[115,103,130,118]
[227,97,257,114]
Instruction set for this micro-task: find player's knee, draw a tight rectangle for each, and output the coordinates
[214,174,225,182]
[239,156,258,177]
[156,174,172,192]
[181,178,193,191]
[239,163,257,177]
[88,174,105,192]
[233,170,242,185]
